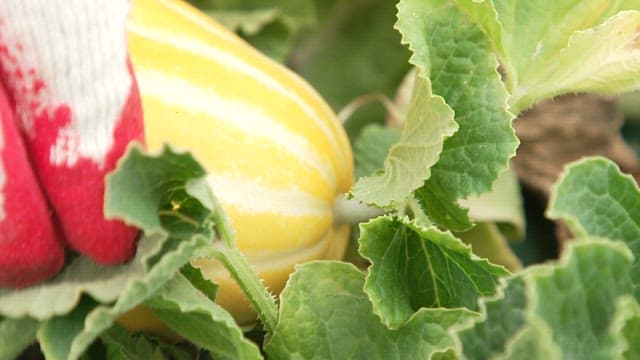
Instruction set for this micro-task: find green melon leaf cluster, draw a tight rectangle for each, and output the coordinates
[4,0,640,358]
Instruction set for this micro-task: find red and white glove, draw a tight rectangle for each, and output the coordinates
[0,0,144,288]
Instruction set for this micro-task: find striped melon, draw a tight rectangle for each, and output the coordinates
[126,0,354,324]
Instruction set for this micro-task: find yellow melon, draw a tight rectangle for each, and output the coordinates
[123,0,353,326]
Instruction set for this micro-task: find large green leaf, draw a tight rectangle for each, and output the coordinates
[359,216,508,328]
[0,235,161,320]
[145,273,262,360]
[457,240,635,359]
[458,0,640,112]
[547,157,640,292]
[8,145,221,360]
[265,261,477,359]
[396,0,518,231]
[351,76,458,208]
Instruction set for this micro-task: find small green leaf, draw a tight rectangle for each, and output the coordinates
[353,124,401,180]
[351,76,458,207]
[415,184,473,230]
[101,324,194,360]
[396,0,518,230]
[210,8,281,36]
[289,0,412,139]
[105,144,212,237]
[265,261,478,359]
[359,216,508,328]
[188,0,316,61]
[0,317,39,360]
[145,273,262,360]
[101,325,165,360]
[37,297,96,360]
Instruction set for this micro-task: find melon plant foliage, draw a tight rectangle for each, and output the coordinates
[3,0,640,359]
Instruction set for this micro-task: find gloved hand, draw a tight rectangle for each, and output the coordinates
[0,0,144,288]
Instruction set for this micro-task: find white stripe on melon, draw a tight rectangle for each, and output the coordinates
[126,0,354,324]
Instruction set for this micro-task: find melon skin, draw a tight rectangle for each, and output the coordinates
[126,0,354,323]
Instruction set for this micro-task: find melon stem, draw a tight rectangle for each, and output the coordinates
[333,195,385,226]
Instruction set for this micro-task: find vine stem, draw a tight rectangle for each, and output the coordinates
[203,189,279,336]
[209,245,278,336]
[337,93,402,125]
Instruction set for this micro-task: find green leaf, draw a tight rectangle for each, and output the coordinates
[359,216,508,328]
[528,242,633,357]
[456,276,530,359]
[0,317,39,360]
[396,0,518,231]
[187,0,316,61]
[0,234,163,320]
[547,157,640,292]
[353,124,401,180]
[37,297,96,360]
[548,157,640,244]
[415,183,474,231]
[180,263,218,302]
[0,145,214,320]
[265,261,478,359]
[457,240,635,359]
[467,0,640,112]
[452,0,505,60]
[610,295,640,359]
[145,273,262,360]
[496,319,561,360]
[210,8,281,36]
[105,144,213,240]
[289,0,412,139]
[514,10,640,112]
[351,76,458,207]
[460,167,525,240]
[101,325,164,360]
[23,145,219,360]
[193,0,316,33]
[456,222,522,272]
[101,325,194,360]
